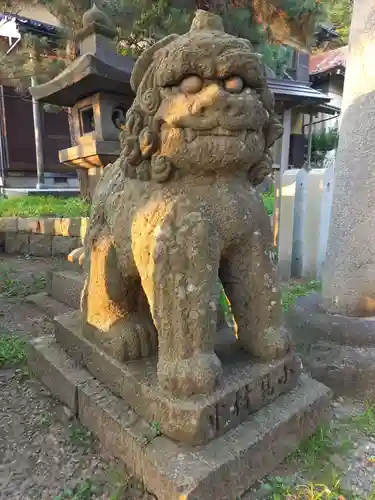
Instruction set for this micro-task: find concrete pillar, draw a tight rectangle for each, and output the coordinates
[278,169,298,281]
[301,170,325,280]
[322,0,375,316]
[291,169,308,278]
[316,165,335,281]
[273,108,291,248]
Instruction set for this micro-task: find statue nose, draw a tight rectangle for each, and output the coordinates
[191,84,243,117]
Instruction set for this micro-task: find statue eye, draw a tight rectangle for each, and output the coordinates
[180,75,203,94]
[224,76,244,94]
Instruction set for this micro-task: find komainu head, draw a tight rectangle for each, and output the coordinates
[121,10,283,185]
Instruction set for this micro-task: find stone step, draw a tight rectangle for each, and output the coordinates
[48,270,84,309]
[26,292,73,320]
[28,335,332,500]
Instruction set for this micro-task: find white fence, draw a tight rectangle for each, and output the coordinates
[277,151,336,281]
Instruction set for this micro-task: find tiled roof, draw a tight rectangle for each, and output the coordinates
[309,46,347,75]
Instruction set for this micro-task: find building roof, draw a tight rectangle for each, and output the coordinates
[268,77,331,107]
[0,12,59,38]
[309,46,347,75]
[30,53,133,106]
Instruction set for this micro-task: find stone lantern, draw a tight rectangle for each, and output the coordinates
[30,4,134,196]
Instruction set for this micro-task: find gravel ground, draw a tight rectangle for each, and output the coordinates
[0,255,153,500]
[0,254,375,500]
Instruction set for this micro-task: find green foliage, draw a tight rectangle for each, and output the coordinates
[262,188,275,216]
[0,0,326,91]
[0,270,46,298]
[54,479,101,500]
[150,420,162,438]
[322,0,353,44]
[0,196,89,217]
[292,424,352,470]
[68,423,94,449]
[260,43,294,77]
[282,280,321,311]
[262,476,347,499]
[282,0,325,19]
[349,401,375,437]
[311,128,339,163]
[0,334,27,368]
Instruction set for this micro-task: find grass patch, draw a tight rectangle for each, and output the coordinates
[282,280,321,312]
[54,479,101,500]
[0,334,27,368]
[0,269,46,299]
[348,400,375,437]
[291,425,353,472]
[0,196,89,218]
[262,190,275,216]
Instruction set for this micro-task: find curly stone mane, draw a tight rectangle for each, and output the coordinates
[119,28,282,186]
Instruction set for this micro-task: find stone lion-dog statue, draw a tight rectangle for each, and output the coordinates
[79,10,290,397]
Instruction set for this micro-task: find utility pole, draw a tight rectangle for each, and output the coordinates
[30,75,45,190]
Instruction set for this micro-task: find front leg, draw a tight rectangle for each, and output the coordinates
[133,208,222,397]
[220,216,290,360]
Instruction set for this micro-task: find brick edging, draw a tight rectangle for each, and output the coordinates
[0,217,88,257]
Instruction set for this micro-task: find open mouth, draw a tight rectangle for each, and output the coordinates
[185,127,247,142]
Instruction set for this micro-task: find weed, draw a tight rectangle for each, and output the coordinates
[0,334,27,368]
[291,425,352,472]
[54,479,101,500]
[282,280,322,311]
[0,269,46,299]
[262,475,294,498]
[348,400,375,437]
[40,413,52,427]
[262,476,352,499]
[142,421,162,447]
[68,423,94,450]
[150,420,161,438]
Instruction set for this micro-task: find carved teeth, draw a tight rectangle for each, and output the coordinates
[185,128,197,142]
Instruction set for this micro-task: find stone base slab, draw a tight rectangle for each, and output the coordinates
[47,270,84,309]
[285,292,375,398]
[54,310,301,445]
[29,336,332,500]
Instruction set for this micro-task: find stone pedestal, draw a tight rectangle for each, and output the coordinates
[29,311,332,499]
[285,293,375,398]
[322,0,375,316]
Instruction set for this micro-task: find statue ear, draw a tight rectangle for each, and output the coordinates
[130,34,179,93]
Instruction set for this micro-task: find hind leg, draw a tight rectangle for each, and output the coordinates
[82,231,157,361]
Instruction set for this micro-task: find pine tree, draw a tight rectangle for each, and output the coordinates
[0,0,327,90]
[322,0,353,45]
[0,0,326,197]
